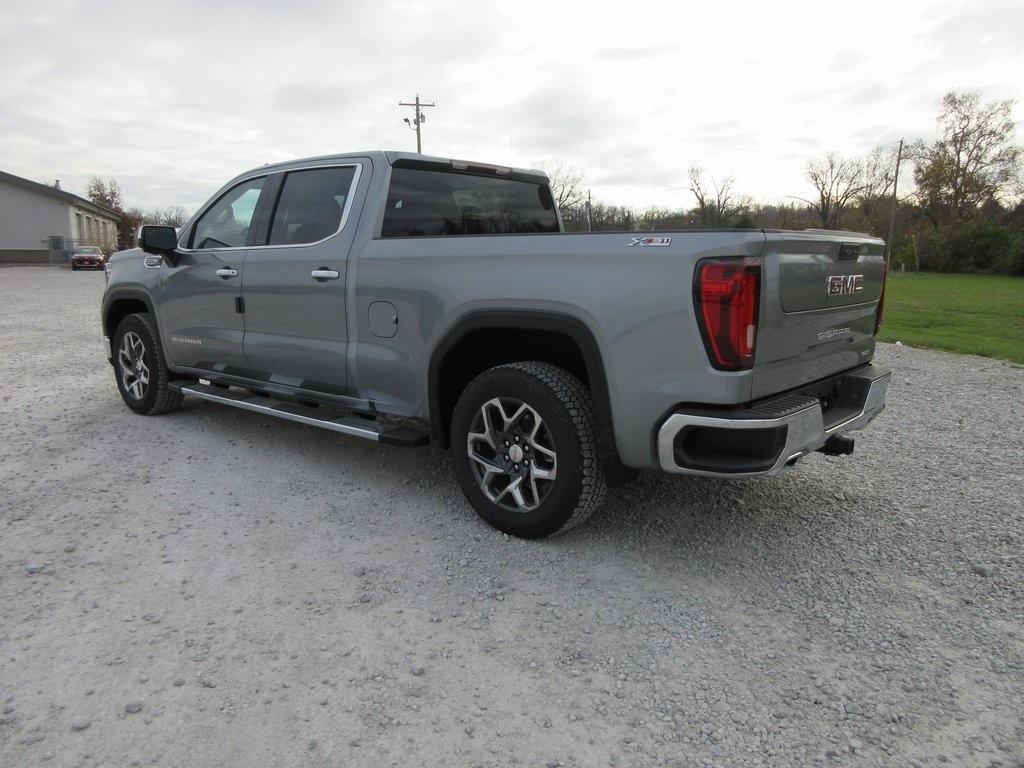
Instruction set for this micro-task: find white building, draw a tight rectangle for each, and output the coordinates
[0,169,122,264]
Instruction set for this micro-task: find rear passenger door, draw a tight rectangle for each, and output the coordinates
[240,163,365,395]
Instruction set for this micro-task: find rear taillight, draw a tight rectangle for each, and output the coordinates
[694,256,760,370]
[874,259,888,334]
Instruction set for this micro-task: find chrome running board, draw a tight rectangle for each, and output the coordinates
[175,383,429,447]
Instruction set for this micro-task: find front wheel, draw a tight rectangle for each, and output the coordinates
[450,362,606,538]
[112,313,183,415]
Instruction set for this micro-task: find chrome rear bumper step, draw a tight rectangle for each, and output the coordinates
[174,383,429,447]
[656,364,890,477]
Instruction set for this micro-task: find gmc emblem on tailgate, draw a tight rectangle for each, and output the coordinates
[826,274,864,297]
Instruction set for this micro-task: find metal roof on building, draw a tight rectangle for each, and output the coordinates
[0,169,122,221]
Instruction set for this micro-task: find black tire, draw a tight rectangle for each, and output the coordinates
[112,313,183,415]
[451,361,606,538]
[71,265,79,271]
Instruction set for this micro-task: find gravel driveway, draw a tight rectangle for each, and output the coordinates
[1,266,1022,768]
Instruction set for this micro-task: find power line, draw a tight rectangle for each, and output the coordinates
[436,11,579,103]
[394,37,537,154]
[399,95,436,154]
[369,21,523,139]
[417,22,523,93]
[384,11,576,150]
[439,41,538,101]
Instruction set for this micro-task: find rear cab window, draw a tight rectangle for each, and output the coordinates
[381,166,559,237]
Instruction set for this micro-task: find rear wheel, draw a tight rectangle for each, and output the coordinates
[451,362,606,538]
[113,313,182,415]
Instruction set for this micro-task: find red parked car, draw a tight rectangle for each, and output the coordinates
[71,246,105,270]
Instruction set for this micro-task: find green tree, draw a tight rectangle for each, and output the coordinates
[913,90,1022,225]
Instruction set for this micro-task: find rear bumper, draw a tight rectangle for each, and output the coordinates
[656,364,890,477]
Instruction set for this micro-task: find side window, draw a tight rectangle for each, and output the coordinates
[268,166,357,246]
[380,167,559,237]
[191,177,265,249]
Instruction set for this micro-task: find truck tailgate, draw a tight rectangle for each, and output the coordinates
[752,231,885,399]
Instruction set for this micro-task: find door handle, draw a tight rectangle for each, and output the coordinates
[310,268,340,281]
[216,268,238,279]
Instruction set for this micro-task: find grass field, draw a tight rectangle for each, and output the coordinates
[877,272,1024,364]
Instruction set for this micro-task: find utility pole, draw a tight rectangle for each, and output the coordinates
[886,138,904,264]
[399,94,435,154]
[586,189,593,232]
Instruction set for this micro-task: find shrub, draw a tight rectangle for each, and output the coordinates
[1000,232,1024,276]
[911,221,1019,274]
[915,227,954,272]
[948,221,1012,273]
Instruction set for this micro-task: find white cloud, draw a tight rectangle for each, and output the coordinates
[1,0,1021,212]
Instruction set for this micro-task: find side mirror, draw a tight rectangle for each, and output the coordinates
[138,225,181,266]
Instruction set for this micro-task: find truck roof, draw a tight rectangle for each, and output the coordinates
[223,155,877,241]
[238,151,548,182]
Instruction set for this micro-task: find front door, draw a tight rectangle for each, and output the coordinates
[159,176,266,372]
[241,164,364,395]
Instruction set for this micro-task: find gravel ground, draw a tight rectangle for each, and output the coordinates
[1,266,1022,768]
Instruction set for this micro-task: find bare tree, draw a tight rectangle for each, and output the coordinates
[147,205,189,228]
[637,206,671,230]
[687,165,751,227]
[800,152,864,229]
[86,176,124,212]
[860,144,900,201]
[539,162,587,213]
[113,207,137,249]
[84,177,191,248]
[853,142,905,226]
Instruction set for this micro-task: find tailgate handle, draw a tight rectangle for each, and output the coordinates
[838,243,861,261]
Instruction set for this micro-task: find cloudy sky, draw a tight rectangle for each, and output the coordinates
[1,0,1022,213]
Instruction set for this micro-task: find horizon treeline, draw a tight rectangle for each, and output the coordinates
[550,90,1024,276]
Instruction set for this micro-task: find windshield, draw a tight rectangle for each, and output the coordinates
[76,247,102,254]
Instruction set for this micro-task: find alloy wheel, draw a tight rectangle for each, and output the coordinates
[118,331,150,401]
[466,397,557,512]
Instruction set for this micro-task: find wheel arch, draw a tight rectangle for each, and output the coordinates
[102,288,157,339]
[427,310,617,460]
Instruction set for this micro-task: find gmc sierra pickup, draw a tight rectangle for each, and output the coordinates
[101,151,891,538]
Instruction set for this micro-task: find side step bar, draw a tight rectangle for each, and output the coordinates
[174,383,429,447]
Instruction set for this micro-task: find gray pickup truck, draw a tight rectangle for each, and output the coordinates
[101,151,890,538]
